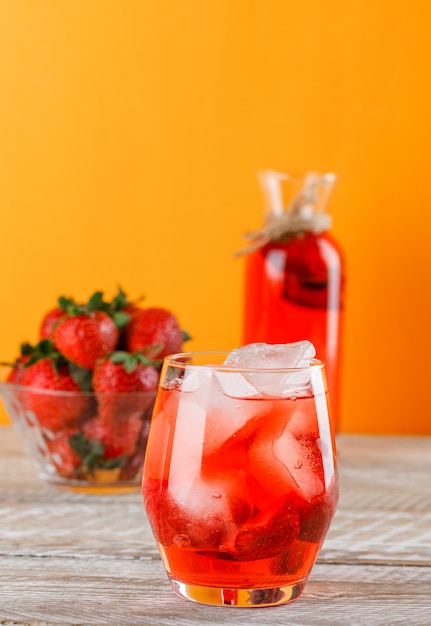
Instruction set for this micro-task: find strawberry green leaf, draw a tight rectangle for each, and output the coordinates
[111,286,145,312]
[110,350,138,372]
[101,456,127,469]
[23,339,63,367]
[182,330,192,343]
[20,342,34,356]
[38,339,56,355]
[142,343,164,358]
[112,311,131,329]
[0,347,34,372]
[69,432,127,472]
[68,362,93,391]
[58,296,74,311]
[111,286,129,311]
[109,349,161,372]
[69,431,103,460]
[60,299,82,316]
[69,432,105,472]
[123,353,138,373]
[87,291,105,312]
[135,352,162,368]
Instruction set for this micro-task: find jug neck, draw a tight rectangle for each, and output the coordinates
[260,170,335,229]
[237,171,336,255]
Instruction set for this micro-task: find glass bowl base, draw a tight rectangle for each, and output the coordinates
[39,469,141,495]
[54,482,141,495]
[170,578,305,607]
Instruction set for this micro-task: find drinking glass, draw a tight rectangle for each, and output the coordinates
[142,351,338,607]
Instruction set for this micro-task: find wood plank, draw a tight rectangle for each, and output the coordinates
[2,429,430,564]
[1,427,431,625]
[1,557,430,625]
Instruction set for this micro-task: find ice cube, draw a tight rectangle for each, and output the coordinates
[224,341,316,369]
[202,381,270,457]
[181,365,213,392]
[272,406,325,500]
[223,342,316,397]
[170,365,262,474]
[169,367,213,485]
[247,427,324,502]
[296,368,336,490]
[213,370,259,398]
[245,399,325,502]
[245,406,299,504]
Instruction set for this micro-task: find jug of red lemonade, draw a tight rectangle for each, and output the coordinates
[239,170,345,429]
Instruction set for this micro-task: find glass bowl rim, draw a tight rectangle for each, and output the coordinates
[0,379,157,398]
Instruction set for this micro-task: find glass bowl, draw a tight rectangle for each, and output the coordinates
[0,375,156,494]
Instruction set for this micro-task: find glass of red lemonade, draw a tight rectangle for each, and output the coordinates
[142,342,338,607]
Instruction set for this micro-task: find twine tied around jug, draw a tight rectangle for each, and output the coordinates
[235,171,335,257]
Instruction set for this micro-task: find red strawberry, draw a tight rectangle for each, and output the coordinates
[118,411,153,480]
[6,360,28,384]
[136,362,159,392]
[6,356,31,384]
[22,358,87,431]
[53,311,119,370]
[93,351,159,393]
[122,302,144,325]
[45,429,82,478]
[93,354,143,394]
[4,343,37,384]
[39,307,65,339]
[125,307,184,359]
[90,351,158,461]
[82,411,143,459]
[92,352,158,430]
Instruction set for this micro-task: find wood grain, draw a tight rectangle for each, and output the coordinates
[1,427,430,625]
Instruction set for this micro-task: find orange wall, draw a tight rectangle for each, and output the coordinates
[1,1,430,434]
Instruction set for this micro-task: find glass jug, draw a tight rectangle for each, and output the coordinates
[240,170,345,429]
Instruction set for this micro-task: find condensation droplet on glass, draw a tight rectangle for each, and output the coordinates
[173,534,191,548]
[212,492,222,499]
[294,459,303,469]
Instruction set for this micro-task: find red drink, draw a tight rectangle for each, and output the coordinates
[243,231,345,427]
[142,350,338,607]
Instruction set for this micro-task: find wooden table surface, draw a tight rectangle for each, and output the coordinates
[0,426,430,625]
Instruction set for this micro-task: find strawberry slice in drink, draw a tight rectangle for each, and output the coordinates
[296,490,337,544]
[232,495,300,561]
